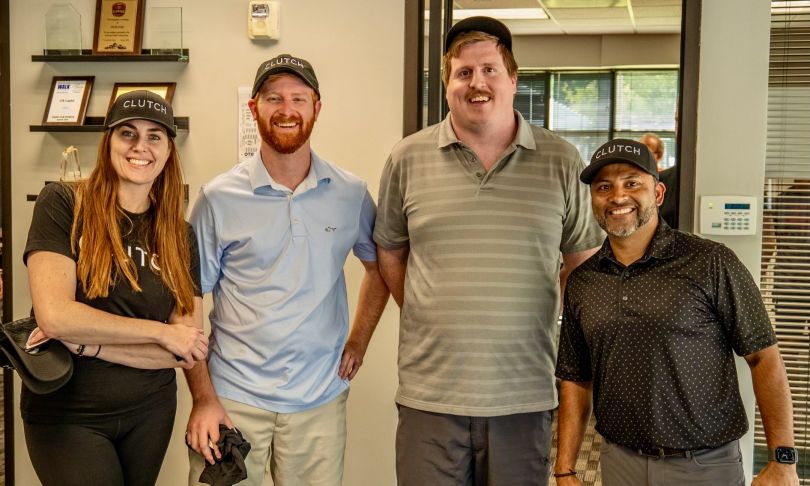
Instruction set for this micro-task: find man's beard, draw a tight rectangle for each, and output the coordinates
[595,200,657,238]
[257,113,315,154]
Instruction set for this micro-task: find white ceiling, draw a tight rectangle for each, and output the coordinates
[449,0,682,34]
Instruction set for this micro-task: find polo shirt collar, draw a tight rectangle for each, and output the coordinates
[248,150,332,194]
[597,217,676,267]
[437,110,537,151]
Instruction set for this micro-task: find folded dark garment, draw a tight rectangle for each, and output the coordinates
[197,425,252,486]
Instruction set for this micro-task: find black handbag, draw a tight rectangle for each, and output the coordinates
[0,316,73,394]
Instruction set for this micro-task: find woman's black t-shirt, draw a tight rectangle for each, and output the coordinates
[21,182,201,423]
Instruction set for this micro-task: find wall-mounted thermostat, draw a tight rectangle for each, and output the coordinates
[699,195,758,235]
[248,1,280,40]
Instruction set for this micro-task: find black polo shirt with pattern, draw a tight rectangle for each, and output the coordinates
[556,219,777,450]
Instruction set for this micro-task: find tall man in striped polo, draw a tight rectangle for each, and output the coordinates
[374,16,604,485]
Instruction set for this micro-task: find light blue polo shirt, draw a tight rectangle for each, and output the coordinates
[190,151,376,413]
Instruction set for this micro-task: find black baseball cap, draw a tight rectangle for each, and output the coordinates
[252,54,320,98]
[445,16,513,53]
[105,90,176,137]
[580,139,659,184]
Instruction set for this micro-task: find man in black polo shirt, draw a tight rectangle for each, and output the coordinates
[553,138,799,485]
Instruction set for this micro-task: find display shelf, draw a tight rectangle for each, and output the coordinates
[32,49,189,62]
[30,116,189,133]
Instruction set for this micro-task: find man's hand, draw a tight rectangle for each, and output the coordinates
[339,339,366,380]
[186,395,235,465]
[752,462,799,486]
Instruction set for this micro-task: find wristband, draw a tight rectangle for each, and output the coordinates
[76,344,86,357]
[92,345,101,358]
[553,469,577,478]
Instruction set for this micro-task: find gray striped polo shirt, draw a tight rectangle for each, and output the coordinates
[375,112,604,416]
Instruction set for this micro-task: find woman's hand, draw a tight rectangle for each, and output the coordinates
[159,324,208,363]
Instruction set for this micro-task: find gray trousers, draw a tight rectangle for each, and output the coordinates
[395,405,553,486]
[600,438,745,486]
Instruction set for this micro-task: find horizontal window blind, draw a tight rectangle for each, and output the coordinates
[614,71,679,132]
[758,2,810,482]
[549,72,612,131]
[515,71,547,127]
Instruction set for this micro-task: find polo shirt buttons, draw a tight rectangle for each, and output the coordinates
[475,171,483,178]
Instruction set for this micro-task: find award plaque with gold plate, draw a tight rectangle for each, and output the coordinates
[92,0,145,55]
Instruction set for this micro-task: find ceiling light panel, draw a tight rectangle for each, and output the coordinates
[547,7,631,19]
[543,0,627,8]
[632,6,682,19]
[453,0,540,8]
[630,0,681,6]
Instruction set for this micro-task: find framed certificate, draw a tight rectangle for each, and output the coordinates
[92,0,146,55]
[42,76,95,126]
[107,82,176,111]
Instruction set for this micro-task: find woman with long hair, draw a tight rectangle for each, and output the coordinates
[22,90,208,486]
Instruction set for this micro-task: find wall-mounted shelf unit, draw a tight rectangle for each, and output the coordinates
[30,117,190,133]
[32,49,190,62]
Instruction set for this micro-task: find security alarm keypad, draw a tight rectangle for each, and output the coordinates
[699,196,758,236]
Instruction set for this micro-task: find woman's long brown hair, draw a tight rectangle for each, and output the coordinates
[70,129,195,315]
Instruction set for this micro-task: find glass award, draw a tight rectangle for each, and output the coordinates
[59,146,83,182]
[145,7,184,57]
[45,3,82,55]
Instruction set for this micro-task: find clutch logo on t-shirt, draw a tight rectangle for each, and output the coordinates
[77,236,161,273]
[126,244,162,273]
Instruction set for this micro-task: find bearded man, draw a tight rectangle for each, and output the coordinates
[185,54,389,486]
[553,138,798,486]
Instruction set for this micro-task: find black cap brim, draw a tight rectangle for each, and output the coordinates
[107,116,177,138]
[251,65,320,99]
[580,158,660,184]
[445,16,513,52]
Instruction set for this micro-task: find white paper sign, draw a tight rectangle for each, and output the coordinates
[238,86,260,163]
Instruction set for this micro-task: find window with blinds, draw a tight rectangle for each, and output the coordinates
[423,69,679,162]
[511,70,678,162]
[515,71,548,127]
[549,72,612,160]
[757,1,810,482]
[615,70,679,169]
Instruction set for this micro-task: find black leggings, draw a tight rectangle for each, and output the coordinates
[23,396,176,486]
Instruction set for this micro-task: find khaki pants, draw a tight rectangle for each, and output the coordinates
[188,390,348,486]
[600,438,745,486]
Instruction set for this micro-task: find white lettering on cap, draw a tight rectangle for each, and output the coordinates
[265,57,306,71]
[594,143,641,160]
[122,98,168,114]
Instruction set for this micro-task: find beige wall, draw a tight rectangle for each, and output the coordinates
[9,1,403,484]
[514,33,681,69]
[425,33,681,71]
